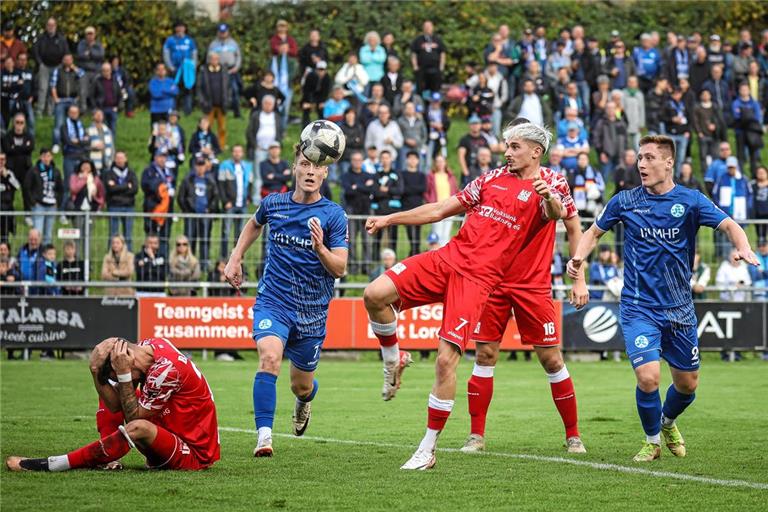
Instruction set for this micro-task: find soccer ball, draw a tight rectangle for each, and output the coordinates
[299,120,346,166]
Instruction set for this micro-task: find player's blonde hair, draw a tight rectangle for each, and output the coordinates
[502,122,552,153]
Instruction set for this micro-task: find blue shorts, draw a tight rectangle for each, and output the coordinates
[252,298,326,372]
[619,302,700,372]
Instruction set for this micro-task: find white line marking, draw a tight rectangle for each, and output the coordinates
[219,427,768,491]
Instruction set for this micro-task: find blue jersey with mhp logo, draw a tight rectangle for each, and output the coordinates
[254,192,348,337]
[596,185,728,309]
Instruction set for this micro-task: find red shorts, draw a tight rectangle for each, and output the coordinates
[142,426,211,471]
[473,287,559,346]
[385,251,491,352]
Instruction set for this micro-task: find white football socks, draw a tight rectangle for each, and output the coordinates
[418,429,441,453]
[47,455,70,472]
[647,433,661,445]
[257,426,272,443]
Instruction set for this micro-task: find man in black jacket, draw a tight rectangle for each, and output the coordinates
[370,150,403,258]
[25,148,63,244]
[103,151,138,251]
[177,155,219,270]
[2,113,34,213]
[141,149,175,259]
[91,62,121,135]
[197,52,230,148]
[32,17,68,117]
[400,151,427,256]
[135,234,166,295]
[341,151,375,274]
[300,60,331,125]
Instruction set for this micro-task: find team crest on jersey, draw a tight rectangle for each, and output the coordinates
[517,190,532,202]
[634,335,649,348]
[258,319,273,330]
[307,217,321,229]
[670,204,685,218]
[390,262,407,275]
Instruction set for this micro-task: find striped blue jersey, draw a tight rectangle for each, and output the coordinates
[596,185,728,309]
[254,192,348,335]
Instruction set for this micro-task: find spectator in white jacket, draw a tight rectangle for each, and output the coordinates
[621,75,645,150]
[716,249,752,302]
[364,104,403,159]
[335,51,369,103]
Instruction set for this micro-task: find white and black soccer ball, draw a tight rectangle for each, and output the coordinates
[299,120,346,166]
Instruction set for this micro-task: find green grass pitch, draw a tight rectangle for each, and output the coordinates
[1,355,766,511]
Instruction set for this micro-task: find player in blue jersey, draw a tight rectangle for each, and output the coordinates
[568,135,758,462]
[224,144,349,457]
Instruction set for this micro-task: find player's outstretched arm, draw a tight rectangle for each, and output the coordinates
[225,218,264,289]
[366,196,464,234]
[718,219,760,266]
[564,215,589,309]
[567,224,606,280]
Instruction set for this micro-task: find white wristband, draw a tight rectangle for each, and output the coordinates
[117,373,132,383]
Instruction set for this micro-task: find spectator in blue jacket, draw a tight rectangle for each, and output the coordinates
[713,156,752,258]
[731,82,764,176]
[162,21,198,115]
[149,63,179,126]
[359,31,387,94]
[32,244,60,296]
[16,228,41,281]
[632,33,662,92]
[589,245,619,300]
[704,141,732,196]
[217,144,252,258]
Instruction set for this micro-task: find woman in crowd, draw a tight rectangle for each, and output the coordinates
[168,234,201,296]
[100,234,135,296]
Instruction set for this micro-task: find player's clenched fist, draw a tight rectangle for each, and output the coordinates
[224,257,243,290]
[533,171,552,200]
[566,257,583,280]
[366,216,389,235]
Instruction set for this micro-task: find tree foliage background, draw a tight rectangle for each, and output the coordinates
[3,0,767,100]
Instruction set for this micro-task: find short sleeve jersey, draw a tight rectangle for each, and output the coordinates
[595,185,728,308]
[254,192,349,334]
[437,166,567,290]
[137,338,220,465]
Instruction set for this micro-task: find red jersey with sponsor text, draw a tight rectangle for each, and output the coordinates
[503,166,577,289]
[437,165,566,290]
[137,338,220,466]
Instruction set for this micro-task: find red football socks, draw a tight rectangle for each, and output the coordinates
[67,430,131,469]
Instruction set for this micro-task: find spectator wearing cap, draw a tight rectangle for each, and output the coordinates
[558,121,589,171]
[508,78,552,128]
[178,154,219,269]
[456,114,489,186]
[364,103,403,161]
[270,39,298,128]
[50,54,85,154]
[732,82,763,176]
[208,23,242,118]
[589,245,619,301]
[603,40,635,90]
[323,85,351,123]
[733,42,756,86]
[632,33,662,93]
[142,148,176,258]
[401,150,426,256]
[149,62,179,126]
[706,34,725,68]
[270,20,298,57]
[713,156,751,259]
[163,21,198,116]
[662,86,691,175]
[197,52,230,147]
[593,100,628,179]
[246,94,283,202]
[217,144,252,258]
[359,31,387,95]
[1,22,26,63]
[424,91,449,170]
[397,101,427,173]
[334,51,369,104]
[298,29,329,78]
[301,60,331,126]
[91,62,121,135]
[75,26,105,111]
[103,151,138,251]
[32,17,68,117]
[381,56,404,106]
[410,20,446,95]
[341,151,375,274]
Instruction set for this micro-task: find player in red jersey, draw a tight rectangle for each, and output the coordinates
[364,122,565,470]
[461,163,590,455]
[6,337,220,472]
